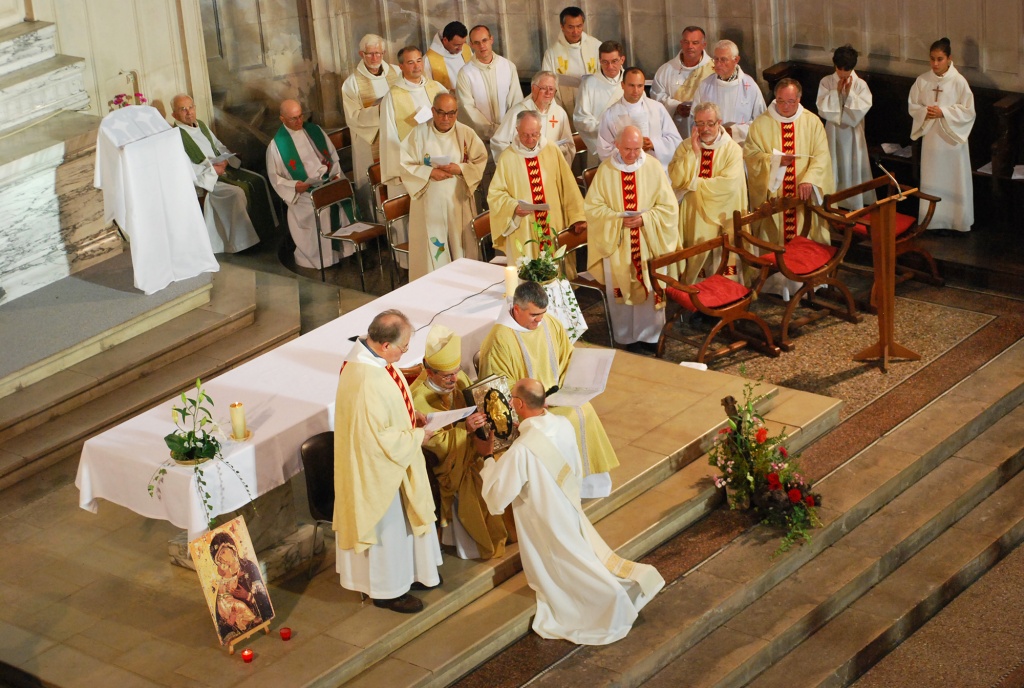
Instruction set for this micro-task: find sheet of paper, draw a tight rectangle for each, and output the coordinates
[1015,165,1024,180]
[330,221,376,238]
[881,142,913,158]
[546,348,615,407]
[557,74,582,88]
[414,106,433,124]
[555,138,573,147]
[429,155,452,167]
[619,208,649,218]
[518,200,551,212]
[210,152,234,164]
[424,406,476,432]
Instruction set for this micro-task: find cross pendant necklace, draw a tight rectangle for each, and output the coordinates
[932,84,943,103]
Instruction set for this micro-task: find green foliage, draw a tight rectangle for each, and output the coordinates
[515,221,566,283]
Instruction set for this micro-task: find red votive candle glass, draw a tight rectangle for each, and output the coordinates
[280,627,292,641]
[241,648,254,663]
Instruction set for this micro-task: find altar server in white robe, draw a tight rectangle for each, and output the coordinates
[574,41,625,167]
[695,40,765,146]
[399,93,488,279]
[598,68,682,173]
[266,99,342,269]
[817,45,875,210]
[540,6,601,119]
[171,94,263,254]
[334,310,442,614]
[651,26,714,138]
[341,34,401,217]
[909,37,975,233]
[422,22,471,90]
[480,378,665,645]
[490,71,575,166]
[585,126,680,353]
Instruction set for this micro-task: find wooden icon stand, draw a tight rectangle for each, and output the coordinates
[840,186,921,372]
[227,620,271,654]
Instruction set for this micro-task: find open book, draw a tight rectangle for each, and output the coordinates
[546,348,615,407]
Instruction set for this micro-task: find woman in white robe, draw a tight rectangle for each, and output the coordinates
[908,37,976,233]
[817,45,875,210]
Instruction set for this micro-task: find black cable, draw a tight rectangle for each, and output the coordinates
[414,279,505,332]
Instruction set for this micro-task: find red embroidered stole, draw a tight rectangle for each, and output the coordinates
[698,148,715,178]
[780,121,798,242]
[621,171,649,300]
[339,360,416,425]
[524,156,549,230]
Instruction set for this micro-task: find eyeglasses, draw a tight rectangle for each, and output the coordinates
[775,99,800,106]
[387,340,410,353]
[433,108,458,117]
[534,86,556,93]
[427,367,458,379]
[362,51,384,58]
[713,56,736,63]
[694,120,720,128]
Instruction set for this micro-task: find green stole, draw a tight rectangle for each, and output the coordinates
[176,121,219,165]
[273,123,351,231]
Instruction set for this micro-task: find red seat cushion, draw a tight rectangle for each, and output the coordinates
[763,236,837,275]
[853,212,916,237]
[666,274,750,312]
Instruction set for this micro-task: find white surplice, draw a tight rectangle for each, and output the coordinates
[480,412,664,645]
[597,97,682,172]
[695,67,766,146]
[490,96,575,166]
[455,54,523,144]
[341,60,399,217]
[574,70,622,167]
[909,64,976,231]
[651,51,713,137]
[817,71,875,209]
[265,126,341,269]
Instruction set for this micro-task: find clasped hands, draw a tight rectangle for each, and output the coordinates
[429,163,463,181]
[925,105,944,120]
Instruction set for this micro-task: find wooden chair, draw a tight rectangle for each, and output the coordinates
[310,178,386,290]
[328,127,354,183]
[580,165,600,195]
[648,236,780,363]
[382,193,411,288]
[471,210,498,263]
[571,132,587,178]
[823,177,943,313]
[367,162,388,223]
[556,227,613,347]
[733,198,860,351]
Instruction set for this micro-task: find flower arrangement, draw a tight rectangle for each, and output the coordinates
[708,381,822,553]
[515,221,566,283]
[110,92,147,110]
[148,379,253,529]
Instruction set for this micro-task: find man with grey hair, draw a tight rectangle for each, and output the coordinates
[490,70,575,165]
[480,376,664,644]
[341,34,401,216]
[479,282,619,498]
[652,26,715,138]
[333,308,442,614]
[668,101,748,283]
[171,93,272,252]
[488,110,586,267]
[695,39,765,145]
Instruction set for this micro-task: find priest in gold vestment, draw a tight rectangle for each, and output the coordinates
[410,325,507,560]
[487,111,586,266]
[479,282,619,498]
[585,126,679,352]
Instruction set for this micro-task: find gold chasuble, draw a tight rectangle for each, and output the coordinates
[668,130,747,283]
[585,153,680,306]
[743,105,834,245]
[487,139,585,265]
[333,342,435,553]
[410,371,507,559]
[427,44,472,90]
[479,312,619,476]
[673,60,714,104]
[391,80,447,142]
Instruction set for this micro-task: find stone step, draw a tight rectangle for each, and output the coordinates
[0,54,89,135]
[644,401,1024,688]
[0,21,56,78]
[746,419,1024,688]
[0,265,254,444]
[0,269,300,491]
[337,388,839,688]
[490,338,1024,688]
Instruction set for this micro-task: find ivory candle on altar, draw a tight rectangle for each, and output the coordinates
[504,266,518,298]
[229,402,246,440]
[241,648,254,663]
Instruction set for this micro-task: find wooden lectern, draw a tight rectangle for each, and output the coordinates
[832,177,921,372]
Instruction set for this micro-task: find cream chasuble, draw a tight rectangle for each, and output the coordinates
[575,71,623,166]
[817,71,875,210]
[744,103,834,246]
[909,64,975,231]
[341,60,400,214]
[479,310,619,496]
[487,138,585,264]
[456,54,523,142]
[695,67,766,145]
[379,77,447,186]
[411,370,508,560]
[668,129,747,283]
[490,96,576,166]
[480,412,664,644]
[651,52,714,137]
[423,33,472,90]
[399,120,488,279]
[541,32,601,118]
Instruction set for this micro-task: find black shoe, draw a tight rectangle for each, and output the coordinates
[372,593,424,613]
[410,575,443,591]
[625,342,658,356]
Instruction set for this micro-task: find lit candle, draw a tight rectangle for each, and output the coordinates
[229,402,246,440]
[280,627,292,641]
[241,648,254,663]
[504,265,518,299]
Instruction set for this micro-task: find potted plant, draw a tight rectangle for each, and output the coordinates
[515,220,566,284]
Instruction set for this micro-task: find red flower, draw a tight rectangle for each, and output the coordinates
[767,472,781,490]
[805,495,816,507]
[288,159,297,169]
[788,488,802,504]
[718,427,731,435]
[756,427,768,444]
[779,446,788,459]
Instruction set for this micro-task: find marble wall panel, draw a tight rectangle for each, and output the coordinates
[716,0,754,20]
[981,0,1020,74]
[0,167,69,305]
[864,1,900,60]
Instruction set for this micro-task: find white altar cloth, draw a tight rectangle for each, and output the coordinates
[76,260,538,539]
[94,106,219,295]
